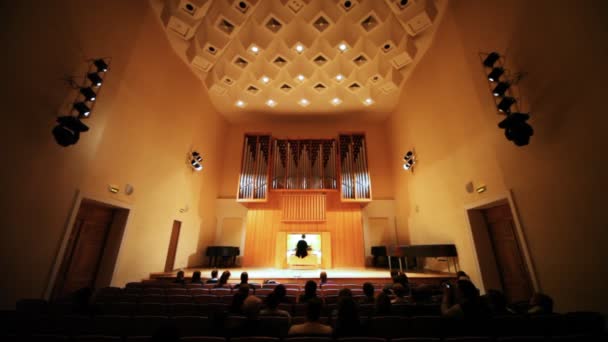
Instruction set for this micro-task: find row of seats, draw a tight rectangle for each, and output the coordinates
[6,335,604,342]
[96,293,374,305]
[97,288,371,299]
[4,313,604,339]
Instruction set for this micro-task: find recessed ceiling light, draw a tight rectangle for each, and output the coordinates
[235,100,246,108]
[299,98,310,107]
[338,43,348,52]
[295,43,305,53]
[261,75,270,84]
[335,74,344,82]
[250,45,260,54]
[363,98,374,106]
[296,74,305,82]
[266,99,277,107]
[331,97,342,106]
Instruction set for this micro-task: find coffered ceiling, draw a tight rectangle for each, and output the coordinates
[150,0,446,120]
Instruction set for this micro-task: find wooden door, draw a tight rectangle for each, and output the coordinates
[164,220,181,272]
[483,204,533,303]
[54,200,115,298]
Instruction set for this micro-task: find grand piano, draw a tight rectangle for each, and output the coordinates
[205,246,240,267]
[385,244,458,273]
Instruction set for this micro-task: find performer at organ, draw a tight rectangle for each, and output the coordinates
[296,234,311,258]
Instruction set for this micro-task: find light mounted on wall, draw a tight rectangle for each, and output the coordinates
[189,151,203,171]
[53,57,110,147]
[402,150,416,171]
[481,51,533,146]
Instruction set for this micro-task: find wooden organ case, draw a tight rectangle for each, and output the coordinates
[236,133,371,203]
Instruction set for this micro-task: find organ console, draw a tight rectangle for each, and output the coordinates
[205,246,240,267]
[388,244,459,273]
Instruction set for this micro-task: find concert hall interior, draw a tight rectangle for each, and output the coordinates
[1,0,608,323]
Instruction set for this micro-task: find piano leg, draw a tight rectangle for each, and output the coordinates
[398,258,403,273]
[388,256,392,270]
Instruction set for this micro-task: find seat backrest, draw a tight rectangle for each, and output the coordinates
[257,316,290,338]
[130,315,170,336]
[166,288,188,295]
[167,295,193,304]
[172,315,210,337]
[369,316,409,338]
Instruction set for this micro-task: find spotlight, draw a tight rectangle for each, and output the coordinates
[402,150,416,171]
[487,67,504,82]
[87,73,103,87]
[52,116,89,147]
[73,102,91,117]
[492,82,510,97]
[483,52,500,68]
[190,151,203,171]
[80,87,96,101]
[190,159,203,171]
[497,96,516,113]
[498,112,534,146]
[93,59,109,72]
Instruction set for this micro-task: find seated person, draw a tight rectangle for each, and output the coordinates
[319,271,331,287]
[233,271,258,291]
[457,271,471,281]
[359,282,375,304]
[410,285,434,304]
[527,292,554,315]
[375,292,392,315]
[229,285,250,315]
[215,270,231,288]
[481,289,512,315]
[205,269,219,284]
[173,270,185,285]
[288,297,332,336]
[296,234,311,258]
[441,279,484,318]
[334,295,363,337]
[391,283,409,304]
[190,271,203,284]
[273,284,289,303]
[298,280,319,303]
[242,295,262,320]
[383,270,400,291]
[260,292,292,325]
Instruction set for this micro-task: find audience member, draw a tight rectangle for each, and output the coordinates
[216,270,231,288]
[391,283,409,304]
[174,270,185,285]
[319,271,329,287]
[394,272,411,295]
[260,292,292,325]
[411,285,434,304]
[298,280,318,303]
[441,279,484,318]
[334,295,363,337]
[242,295,262,320]
[383,270,399,291]
[234,271,254,292]
[288,297,333,336]
[456,271,471,281]
[229,285,250,314]
[375,291,392,315]
[360,282,375,304]
[482,289,511,316]
[274,284,288,303]
[205,269,219,284]
[151,325,179,342]
[191,271,203,284]
[527,292,554,315]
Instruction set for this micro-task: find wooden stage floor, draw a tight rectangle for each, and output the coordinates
[150,267,456,285]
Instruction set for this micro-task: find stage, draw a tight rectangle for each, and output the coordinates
[149,267,456,286]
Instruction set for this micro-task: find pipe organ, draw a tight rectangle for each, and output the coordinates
[237,134,271,201]
[237,133,371,203]
[339,134,372,201]
[271,139,337,190]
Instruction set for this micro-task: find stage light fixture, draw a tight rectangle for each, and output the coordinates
[52,116,89,147]
[493,82,510,97]
[190,151,203,171]
[498,112,534,146]
[73,102,91,117]
[363,98,374,106]
[80,87,96,101]
[402,150,416,171]
[87,73,103,87]
[483,52,500,67]
[487,67,504,82]
[497,96,516,113]
[94,59,109,72]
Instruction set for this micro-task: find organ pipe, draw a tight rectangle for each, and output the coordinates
[237,134,270,201]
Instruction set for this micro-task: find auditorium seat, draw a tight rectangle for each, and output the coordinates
[136,303,167,316]
[92,315,130,336]
[323,295,339,304]
[142,288,164,296]
[193,294,216,304]
[278,303,293,314]
[57,315,94,336]
[126,282,143,289]
[231,337,280,342]
[337,338,386,342]
[407,316,444,337]
[167,303,199,316]
[369,316,409,339]
[562,312,606,336]
[257,316,290,338]
[223,316,249,337]
[293,304,308,316]
[130,316,170,336]
[189,288,209,296]
[123,288,143,295]
[256,289,274,296]
[172,316,210,337]
[185,284,203,289]
[16,299,48,314]
[168,295,194,304]
[116,294,139,303]
[166,283,185,288]
[29,334,70,342]
[167,288,189,295]
[210,288,232,297]
[496,337,547,342]
[491,315,533,337]
[180,337,226,342]
[139,295,166,304]
[391,338,441,342]
[320,289,339,296]
[100,301,136,316]
[74,336,122,342]
[284,295,298,304]
[444,337,494,342]
[221,296,234,305]
[285,337,332,342]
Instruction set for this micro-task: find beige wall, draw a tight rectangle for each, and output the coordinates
[388,0,608,313]
[0,0,226,308]
[218,120,394,200]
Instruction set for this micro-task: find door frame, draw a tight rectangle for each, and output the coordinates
[464,190,539,294]
[44,190,132,300]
